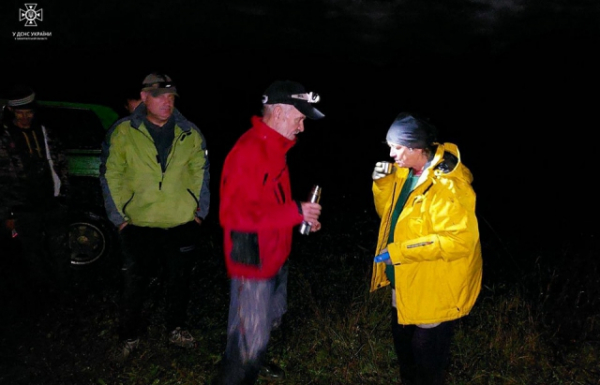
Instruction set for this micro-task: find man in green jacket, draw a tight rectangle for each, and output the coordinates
[100,72,210,361]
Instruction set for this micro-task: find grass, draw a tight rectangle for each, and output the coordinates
[1,211,599,385]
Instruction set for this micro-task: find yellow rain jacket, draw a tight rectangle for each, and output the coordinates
[370,143,482,325]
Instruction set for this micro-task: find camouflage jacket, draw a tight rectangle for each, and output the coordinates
[0,119,69,218]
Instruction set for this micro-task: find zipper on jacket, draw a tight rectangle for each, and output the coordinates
[155,154,164,190]
[158,131,187,190]
[160,131,188,180]
[380,183,397,252]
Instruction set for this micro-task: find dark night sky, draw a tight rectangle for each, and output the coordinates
[2,0,599,245]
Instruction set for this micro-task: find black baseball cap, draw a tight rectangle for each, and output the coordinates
[262,80,324,120]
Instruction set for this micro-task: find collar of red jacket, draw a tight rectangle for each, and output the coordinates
[250,115,297,152]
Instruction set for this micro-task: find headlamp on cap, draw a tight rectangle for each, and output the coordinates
[261,92,321,105]
[261,80,325,119]
[143,80,175,90]
[291,92,320,103]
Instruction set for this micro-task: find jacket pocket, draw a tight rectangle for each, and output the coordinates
[230,231,260,266]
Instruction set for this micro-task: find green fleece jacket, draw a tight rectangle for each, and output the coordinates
[99,106,209,229]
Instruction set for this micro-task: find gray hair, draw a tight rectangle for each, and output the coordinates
[262,103,294,117]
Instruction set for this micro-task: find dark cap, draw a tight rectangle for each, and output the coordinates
[262,80,324,120]
[386,113,438,149]
[7,85,37,110]
[141,73,179,97]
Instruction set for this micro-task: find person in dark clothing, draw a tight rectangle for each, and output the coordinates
[122,83,143,117]
[0,85,70,296]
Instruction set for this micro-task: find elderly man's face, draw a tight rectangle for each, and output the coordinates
[12,108,35,129]
[275,105,306,141]
[141,92,175,126]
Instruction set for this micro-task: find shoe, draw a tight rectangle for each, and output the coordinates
[113,338,139,362]
[259,361,285,380]
[169,327,196,348]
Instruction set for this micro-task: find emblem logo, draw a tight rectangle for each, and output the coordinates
[19,3,43,27]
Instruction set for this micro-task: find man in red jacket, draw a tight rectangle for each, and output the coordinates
[215,80,324,384]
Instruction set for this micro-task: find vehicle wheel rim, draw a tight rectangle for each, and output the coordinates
[68,221,106,265]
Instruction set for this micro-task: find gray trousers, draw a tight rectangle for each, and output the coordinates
[218,263,288,385]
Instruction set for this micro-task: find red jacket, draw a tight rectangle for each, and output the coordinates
[219,116,304,279]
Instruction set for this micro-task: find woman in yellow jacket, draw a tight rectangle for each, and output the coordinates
[370,112,482,385]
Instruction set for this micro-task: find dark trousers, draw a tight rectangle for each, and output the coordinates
[118,221,200,341]
[216,263,288,385]
[10,203,70,287]
[391,308,456,385]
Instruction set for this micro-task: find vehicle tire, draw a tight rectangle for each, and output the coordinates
[68,211,117,268]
